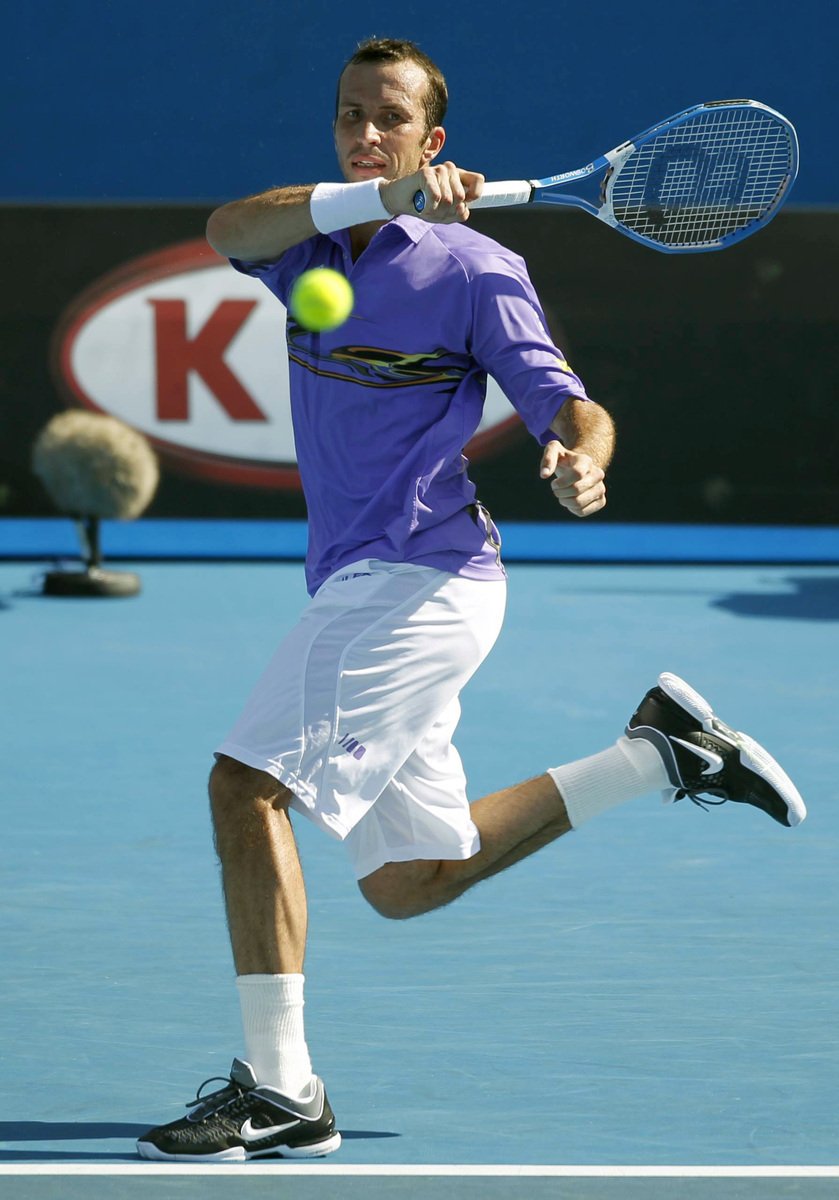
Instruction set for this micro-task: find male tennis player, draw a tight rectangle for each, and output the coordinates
[137,38,806,1162]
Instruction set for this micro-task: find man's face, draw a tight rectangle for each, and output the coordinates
[334,60,444,184]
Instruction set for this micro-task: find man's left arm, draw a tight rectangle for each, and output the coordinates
[539,397,615,519]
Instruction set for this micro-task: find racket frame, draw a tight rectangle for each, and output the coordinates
[463,100,800,253]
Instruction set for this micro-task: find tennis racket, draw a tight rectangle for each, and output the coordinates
[412,100,798,253]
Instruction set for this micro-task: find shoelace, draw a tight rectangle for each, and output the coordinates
[675,789,728,813]
[187,1074,250,1120]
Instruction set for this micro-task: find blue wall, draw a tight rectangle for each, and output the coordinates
[6,0,834,204]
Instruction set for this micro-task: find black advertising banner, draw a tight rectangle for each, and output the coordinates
[2,205,837,525]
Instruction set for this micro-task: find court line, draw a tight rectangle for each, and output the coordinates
[2,1165,839,1178]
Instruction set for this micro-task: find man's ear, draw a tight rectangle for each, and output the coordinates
[422,126,446,164]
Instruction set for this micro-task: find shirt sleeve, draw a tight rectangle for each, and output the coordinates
[228,237,325,306]
[467,251,590,445]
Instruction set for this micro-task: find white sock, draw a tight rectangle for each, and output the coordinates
[548,735,670,829]
[236,973,314,1098]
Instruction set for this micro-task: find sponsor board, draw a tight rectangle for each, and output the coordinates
[51,240,523,490]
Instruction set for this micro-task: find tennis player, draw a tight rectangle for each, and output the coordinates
[137,38,806,1162]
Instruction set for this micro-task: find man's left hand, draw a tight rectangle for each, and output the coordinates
[540,439,607,518]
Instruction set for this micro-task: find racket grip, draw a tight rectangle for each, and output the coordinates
[469,180,533,209]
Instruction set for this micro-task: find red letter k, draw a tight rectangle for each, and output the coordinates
[150,298,266,421]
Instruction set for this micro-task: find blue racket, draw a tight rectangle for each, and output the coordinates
[412,100,798,253]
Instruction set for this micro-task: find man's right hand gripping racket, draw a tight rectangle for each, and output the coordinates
[413,100,799,253]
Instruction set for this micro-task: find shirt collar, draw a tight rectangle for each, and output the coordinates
[388,214,434,244]
[327,214,433,252]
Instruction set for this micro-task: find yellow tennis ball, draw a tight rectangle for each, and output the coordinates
[289,268,354,332]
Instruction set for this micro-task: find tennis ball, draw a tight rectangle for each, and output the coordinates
[289,268,354,332]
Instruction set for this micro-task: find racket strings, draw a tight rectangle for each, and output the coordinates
[609,108,794,248]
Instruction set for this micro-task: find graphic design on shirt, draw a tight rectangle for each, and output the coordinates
[286,322,468,390]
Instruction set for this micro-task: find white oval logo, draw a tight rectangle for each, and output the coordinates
[51,239,522,489]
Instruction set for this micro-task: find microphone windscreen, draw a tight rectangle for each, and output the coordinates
[32,411,159,520]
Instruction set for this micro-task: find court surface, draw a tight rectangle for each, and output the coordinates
[2,557,838,1198]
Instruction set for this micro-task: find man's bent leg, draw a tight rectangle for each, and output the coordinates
[361,737,668,918]
[358,722,668,919]
[358,772,574,918]
[360,729,667,907]
[359,672,807,920]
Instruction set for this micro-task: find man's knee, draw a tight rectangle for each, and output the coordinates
[209,755,291,819]
[357,861,440,920]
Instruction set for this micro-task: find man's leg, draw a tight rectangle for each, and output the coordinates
[208,754,314,1098]
[358,758,647,919]
[209,754,306,976]
[359,672,806,920]
[136,755,341,1161]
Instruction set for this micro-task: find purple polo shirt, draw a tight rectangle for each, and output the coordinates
[232,215,590,596]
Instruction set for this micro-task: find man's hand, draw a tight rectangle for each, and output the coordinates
[381,162,484,224]
[540,439,607,518]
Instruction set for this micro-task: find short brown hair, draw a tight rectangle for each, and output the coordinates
[336,37,448,133]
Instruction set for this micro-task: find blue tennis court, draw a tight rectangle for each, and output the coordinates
[1,542,838,1197]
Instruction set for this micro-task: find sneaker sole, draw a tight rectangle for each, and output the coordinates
[269,1131,343,1159]
[136,1131,342,1162]
[658,672,806,827]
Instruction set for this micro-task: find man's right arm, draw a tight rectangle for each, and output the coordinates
[206,164,486,262]
[206,185,318,262]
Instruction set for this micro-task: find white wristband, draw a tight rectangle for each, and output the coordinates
[309,179,391,234]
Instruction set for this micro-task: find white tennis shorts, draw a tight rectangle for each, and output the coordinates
[216,559,507,880]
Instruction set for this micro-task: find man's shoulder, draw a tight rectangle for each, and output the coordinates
[394,216,523,274]
[424,220,523,268]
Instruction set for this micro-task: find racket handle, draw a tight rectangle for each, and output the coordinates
[411,179,533,215]
[469,180,533,209]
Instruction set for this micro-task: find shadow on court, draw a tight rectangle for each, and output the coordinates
[0,1123,147,1141]
[0,1151,138,1162]
[713,574,839,621]
[0,1123,143,1163]
[553,572,839,622]
[0,1121,400,1161]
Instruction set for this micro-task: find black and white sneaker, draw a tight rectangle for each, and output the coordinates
[136,1058,341,1161]
[625,672,806,827]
